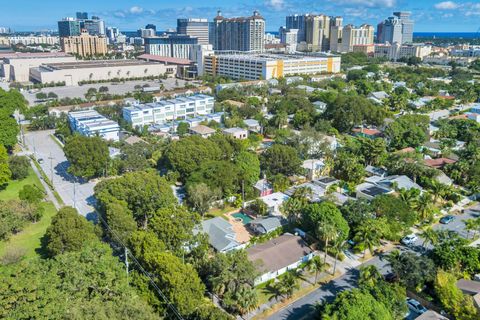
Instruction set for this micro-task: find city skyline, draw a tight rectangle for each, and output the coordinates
[1,0,479,32]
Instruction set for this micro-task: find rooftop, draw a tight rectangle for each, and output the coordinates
[0,52,72,60]
[424,158,456,169]
[40,59,160,70]
[189,125,216,135]
[137,54,192,65]
[247,234,313,274]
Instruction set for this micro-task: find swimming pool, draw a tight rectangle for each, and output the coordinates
[232,212,253,225]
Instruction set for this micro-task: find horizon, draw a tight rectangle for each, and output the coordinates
[0,0,479,33]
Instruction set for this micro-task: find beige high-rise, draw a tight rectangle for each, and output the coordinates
[305,15,331,52]
[61,31,107,57]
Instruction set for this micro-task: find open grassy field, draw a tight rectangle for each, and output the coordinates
[0,168,57,260]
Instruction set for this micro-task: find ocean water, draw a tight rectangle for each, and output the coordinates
[413,32,479,39]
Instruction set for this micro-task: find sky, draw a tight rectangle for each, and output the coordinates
[0,0,479,32]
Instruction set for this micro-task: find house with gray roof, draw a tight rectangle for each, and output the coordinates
[377,175,423,191]
[249,216,287,234]
[195,217,240,252]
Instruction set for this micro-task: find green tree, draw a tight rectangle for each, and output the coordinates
[386,251,435,291]
[64,135,109,179]
[274,271,300,299]
[435,270,479,320]
[307,255,325,283]
[186,182,221,216]
[358,265,382,288]
[0,112,19,150]
[354,218,385,258]
[384,114,429,150]
[333,151,365,183]
[44,206,98,256]
[176,122,189,137]
[8,155,30,180]
[0,243,158,320]
[0,145,11,187]
[103,199,137,244]
[320,288,393,320]
[261,144,302,176]
[18,184,44,204]
[234,151,260,190]
[223,285,258,316]
[187,160,240,197]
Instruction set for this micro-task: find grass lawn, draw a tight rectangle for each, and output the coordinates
[205,205,239,220]
[0,167,43,202]
[0,168,57,260]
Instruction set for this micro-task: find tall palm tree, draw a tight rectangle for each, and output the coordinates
[420,227,439,250]
[430,180,448,204]
[307,255,325,283]
[274,271,300,299]
[281,198,303,224]
[316,222,337,265]
[331,238,347,276]
[354,220,382,259]
[415,192,436,222]
[399,188,420,209]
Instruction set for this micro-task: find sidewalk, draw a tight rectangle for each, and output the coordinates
[29,158,61,210]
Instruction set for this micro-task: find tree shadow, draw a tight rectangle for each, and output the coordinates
[35,233,50,259]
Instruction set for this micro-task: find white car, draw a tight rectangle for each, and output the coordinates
[401,234,418,246]
[406,298,427,314]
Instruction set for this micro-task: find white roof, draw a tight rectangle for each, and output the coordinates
[260,192,290,207]
[302,159,325,171]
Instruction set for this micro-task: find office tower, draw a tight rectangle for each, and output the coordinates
[76,12,88,20]
[212,10,265,52]
[144,35,198,59]
[138,28,156,38]
[106,27,119,43]
[378,11,414,44]
[58,18,81,37]
[393,12,413,43]
[145,24,157,32]
[83,17,105,36]
[279,27,299,53]
[305,14,331,52]
[177,18,210,45]
[381,17,403,44]
[286,14,308,43]
[340,24,374,53]
[328,16,343,52]
[0,27,12,34]
[61,30,108,57]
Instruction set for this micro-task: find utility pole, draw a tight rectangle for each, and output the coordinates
[49,152,53,183]
[73,178,77,209]
[125,247,129,278]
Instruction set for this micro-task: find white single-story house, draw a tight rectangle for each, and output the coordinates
[260,192,290,216]
[284,182,326,203]
[243,119,262,133]
[222,127,249,139]
[249,216,287,234]
[247,234,314,285]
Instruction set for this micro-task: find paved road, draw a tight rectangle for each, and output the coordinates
[23,130,96,218]
[268,206,478,320]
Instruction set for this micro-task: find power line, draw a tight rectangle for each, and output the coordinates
[96,214,184,320]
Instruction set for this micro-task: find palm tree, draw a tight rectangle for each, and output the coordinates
[354,220,382,259]
[331,238,347,276]
[274,271,300,299]
[358,265,382,288]
[306,255,325,283]
[316,222,337,264]
[465,218,480,239]
[430,180,448,204]
[233,285,258,316]
[415,192,436,222]
[399,188,420,209]
[420,227,439,250]
[281,198,303,224]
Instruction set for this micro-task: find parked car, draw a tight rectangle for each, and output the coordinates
[440,215,455,224]
[384,272,398,283]
[406,298,427,314]
[37,158,44,164]
[401,234,418,246]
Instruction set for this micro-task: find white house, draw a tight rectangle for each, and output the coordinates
[68,110,120,141]
[222,127,249,140]
[247,234,314,285]
[302,159,325,180]
[260,192,290,216]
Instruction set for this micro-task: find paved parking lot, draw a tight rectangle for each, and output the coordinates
[22,78,190,105]
[23,130,96,218]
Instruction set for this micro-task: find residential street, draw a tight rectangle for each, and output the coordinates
[267,203,479,320]
[23,130,97,218]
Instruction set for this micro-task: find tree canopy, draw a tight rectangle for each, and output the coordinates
[64,135,109,179]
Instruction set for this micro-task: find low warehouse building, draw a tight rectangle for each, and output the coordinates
[30,59,177,86]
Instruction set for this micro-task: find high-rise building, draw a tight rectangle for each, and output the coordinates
[338,24,374,53]
[83,17,105,36]
[145,24,157,32]
[106,27,120,43]
[61,30,108,57]
[144,35,198,59]
[138,28,156,38]
[279,27,299,53]
[394,12,413,43]
[305,14,331,52]
[377,11,414,44]
[0,27,12,34]
[286,14,309,43]
[177,18,210,45]
[58,18,81,37]
[76,12,88,20]
[212,10,265,52]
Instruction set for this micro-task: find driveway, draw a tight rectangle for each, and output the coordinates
[23,130,96,218]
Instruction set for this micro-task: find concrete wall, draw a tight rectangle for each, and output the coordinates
[2,56,76,82]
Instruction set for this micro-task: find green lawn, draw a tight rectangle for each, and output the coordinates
[0,168,58,260]
[0,167,43,202]
[205,205,239,220]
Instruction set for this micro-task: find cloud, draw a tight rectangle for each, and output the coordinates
[333,0,396,8]
[265,0,285,10]
[434,1,459,10]
[129,6,144,14]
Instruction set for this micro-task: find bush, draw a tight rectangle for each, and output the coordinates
[8,156,30,180]
[18,184,44,204]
